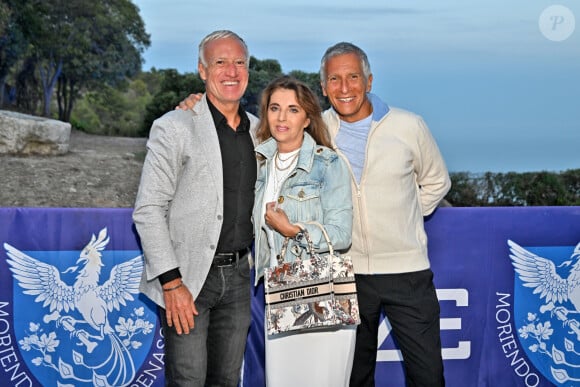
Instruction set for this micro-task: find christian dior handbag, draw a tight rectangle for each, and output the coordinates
[264,221,360,336]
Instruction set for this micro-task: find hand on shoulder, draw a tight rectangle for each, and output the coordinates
[175,93,203,110]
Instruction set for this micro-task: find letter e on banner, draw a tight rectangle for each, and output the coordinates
[376,288,471,361]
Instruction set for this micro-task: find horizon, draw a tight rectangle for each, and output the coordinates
[133,0,580,174]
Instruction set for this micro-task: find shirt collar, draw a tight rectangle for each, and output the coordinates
[368,93,390,122]
[207,97,250,132]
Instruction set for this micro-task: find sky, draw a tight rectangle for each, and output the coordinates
[132,0,580,174]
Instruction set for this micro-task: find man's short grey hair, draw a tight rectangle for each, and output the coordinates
[198,30,249,68]
[319,42,372,86]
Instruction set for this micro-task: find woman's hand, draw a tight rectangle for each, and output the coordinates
[264,202,301,237]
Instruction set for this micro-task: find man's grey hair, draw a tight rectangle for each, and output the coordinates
[198,30,249,68]
[319,42,372,86]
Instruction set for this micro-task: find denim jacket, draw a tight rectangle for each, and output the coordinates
[252,132,353,285]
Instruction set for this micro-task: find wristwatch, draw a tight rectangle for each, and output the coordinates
[294,230,305,243]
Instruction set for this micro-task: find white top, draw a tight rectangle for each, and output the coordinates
[262,149,300,266]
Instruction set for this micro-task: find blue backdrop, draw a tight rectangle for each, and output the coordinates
[0,207,579,386]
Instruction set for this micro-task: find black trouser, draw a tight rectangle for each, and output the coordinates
[349,270,445,387]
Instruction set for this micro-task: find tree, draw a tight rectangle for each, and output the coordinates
[30,0,67,117]
[446,172,480,206]
[561,169,580,205]
[521,172,568,205]
[141,57,287,137]
[53,0,150,122]
[0,2,8,33]
[72,76,153,137]
[142,69,205,136]
[445,169,580,206]
[4,0,149,119]
[0,0,42,108]
[243,57,283,114]
[288,70,330,111]
[15,56,41,113]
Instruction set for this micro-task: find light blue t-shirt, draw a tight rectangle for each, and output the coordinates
[335,93,389,183]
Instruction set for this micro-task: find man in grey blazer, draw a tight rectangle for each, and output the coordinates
[133,30,259,387]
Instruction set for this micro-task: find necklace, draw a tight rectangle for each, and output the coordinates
[271,150,299,196]
[277,150,299,162]
[274,150,299,171]
[272,166,286,195]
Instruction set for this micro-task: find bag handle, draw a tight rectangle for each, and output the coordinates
[277,221,335,264]
[304,221,335,256]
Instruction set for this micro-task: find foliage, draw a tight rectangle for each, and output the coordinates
[140,57,288,137]
[243,57,283,114]
[1,3,576,208]
[444,172,479,207]
[561,169,580,205]
[0,2,8,34]
[71,75,153,137]
[446,169,580,206]
[66,55,328,138]
[0,0,150,120]
[52,0,150,122]
[288,70,330,111]
[14,57,41,113]
[0,0,41,108]
[140,69,205,137]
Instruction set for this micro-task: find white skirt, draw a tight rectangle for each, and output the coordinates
[265,323,357,387]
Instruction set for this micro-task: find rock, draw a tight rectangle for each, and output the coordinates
[0,110,71,155]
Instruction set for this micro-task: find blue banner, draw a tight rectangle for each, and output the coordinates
[1,207,579,386]
[0,208,164,387]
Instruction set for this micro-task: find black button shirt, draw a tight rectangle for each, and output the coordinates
[207,99,256,253]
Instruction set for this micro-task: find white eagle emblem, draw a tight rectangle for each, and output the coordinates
[509,239,580,384]
[5,227,145,387]
[509,239,580,319]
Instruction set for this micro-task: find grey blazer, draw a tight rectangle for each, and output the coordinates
[133,94,259,307]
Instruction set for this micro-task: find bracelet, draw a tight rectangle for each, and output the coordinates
[293,224,305,242]
[163,282,184,292]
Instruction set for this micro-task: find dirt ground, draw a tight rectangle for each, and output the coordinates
[0,130,148,208]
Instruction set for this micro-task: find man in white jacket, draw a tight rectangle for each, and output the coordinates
[319,42,451,387]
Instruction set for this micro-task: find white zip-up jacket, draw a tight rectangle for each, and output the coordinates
[322,96,451,274]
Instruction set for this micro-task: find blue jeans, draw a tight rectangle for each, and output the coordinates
[161,254,252,387]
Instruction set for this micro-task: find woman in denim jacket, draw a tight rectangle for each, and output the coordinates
[252,76,354,386]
